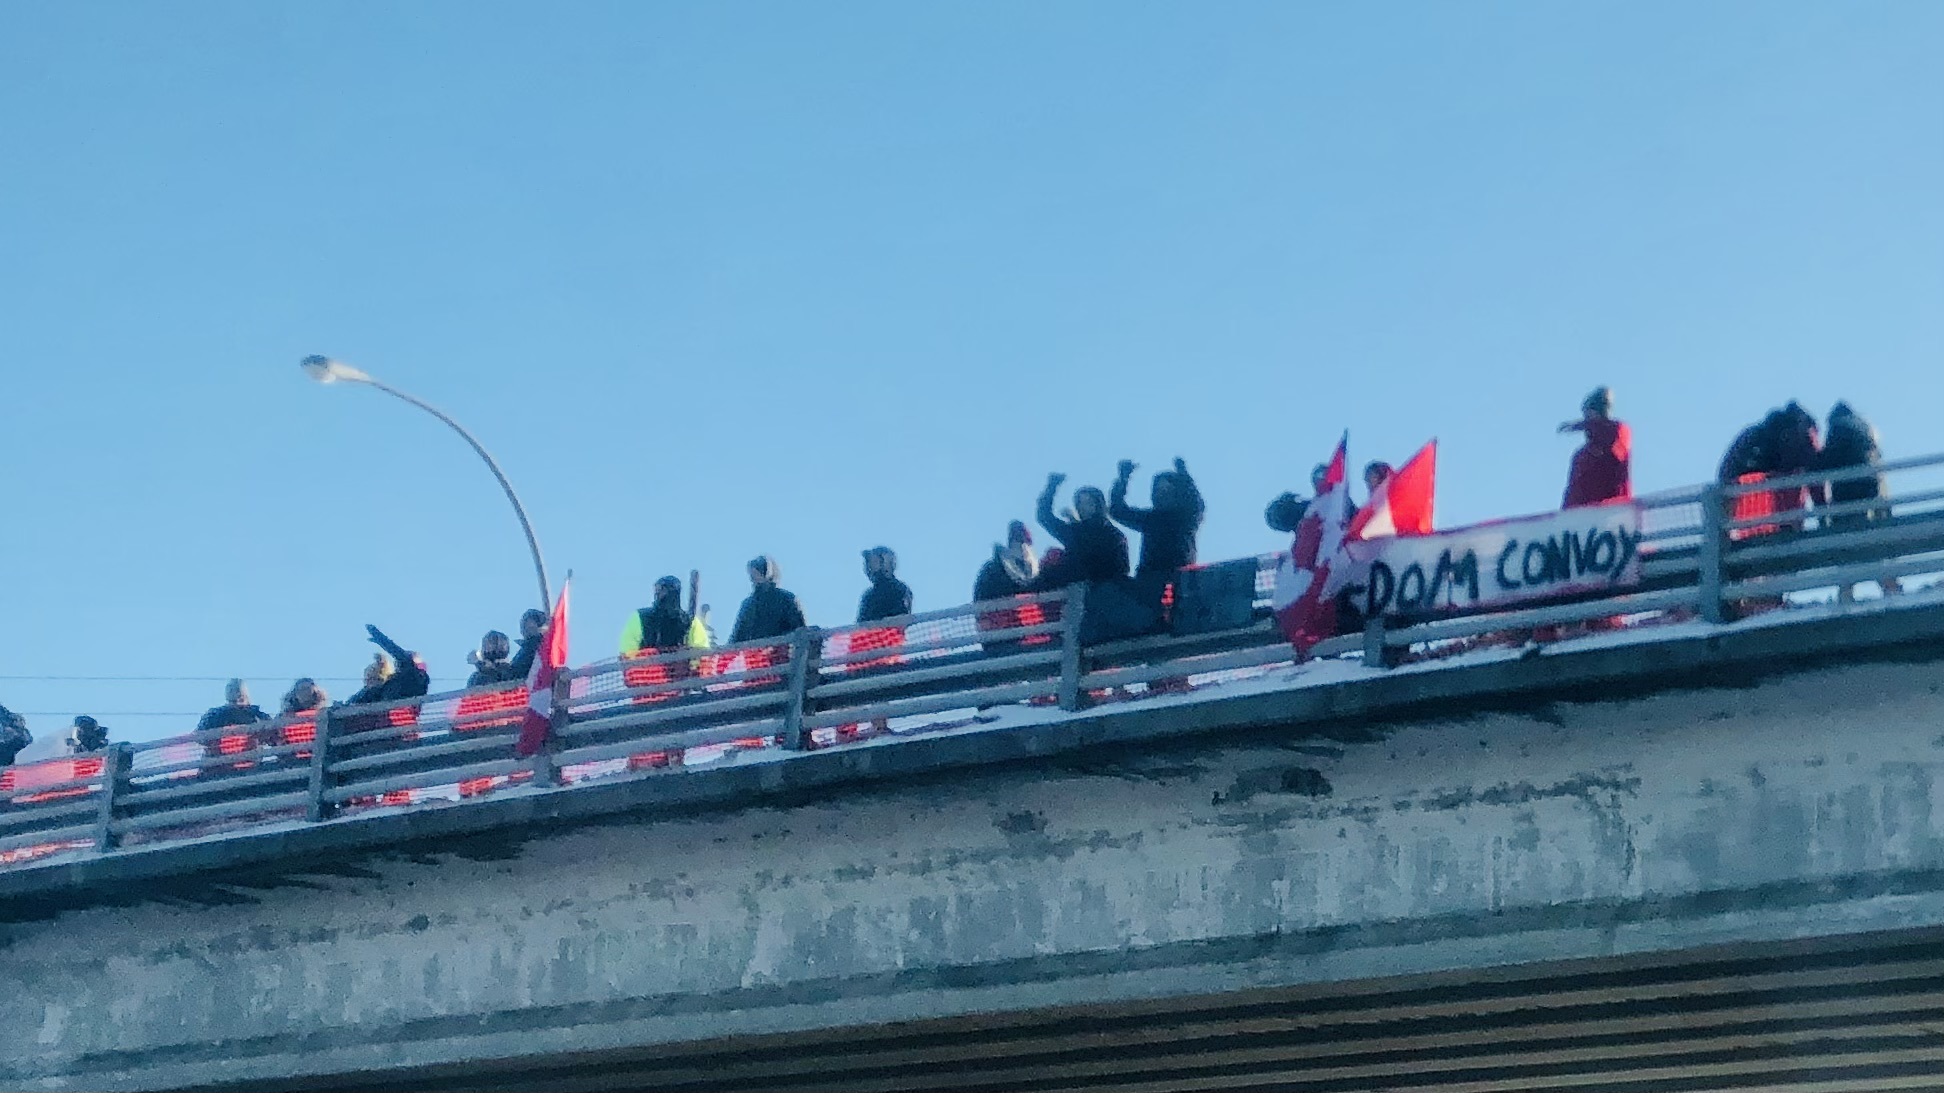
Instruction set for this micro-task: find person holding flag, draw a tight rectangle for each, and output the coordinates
[1273,436,1355,654]
[1277,437,1438,658]
[515,579,571,759]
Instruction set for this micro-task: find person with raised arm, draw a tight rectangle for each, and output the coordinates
[1110,457,1205,580]
[1034,473,1130,589]
[365,625,430,702]
[1560,386,1632,508]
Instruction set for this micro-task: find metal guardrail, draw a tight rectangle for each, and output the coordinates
[5,455,1944,874]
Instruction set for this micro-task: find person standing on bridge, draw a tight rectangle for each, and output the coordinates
[1110,458,1206,581]
[280,678,329,715]
[730,556,807,644]
[857,547,913,623]
[67,716,109,755]
[1034,473,1130,589]
[1560,386,1632,508]
[510,608,548,680]
[466,631,520,686]
[197,679,270,734]
[364,626,431,703]
[621,576,705,655]
[1818,401,1902,602]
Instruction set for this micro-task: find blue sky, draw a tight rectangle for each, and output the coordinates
[2,2,1940,745]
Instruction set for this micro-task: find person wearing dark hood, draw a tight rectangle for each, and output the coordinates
[0,705,31,768]
[857,547,914,623]
[1819,400,1901,601]
[622,576,701,656]
[730,555,807,644]
[1110,458,1206,580]
[198,679,270,734]
[507,609,548,680]
[365,625,431,702]
[1720,402,1825,537]
[1560,386,1632,508]
[68,716,110,755]
[466,631,521,686]
[1035,473,1130,589]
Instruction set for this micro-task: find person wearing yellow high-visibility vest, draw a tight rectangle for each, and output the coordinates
[621,575,711,656]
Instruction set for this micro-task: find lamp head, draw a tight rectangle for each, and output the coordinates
[300,355,370,384]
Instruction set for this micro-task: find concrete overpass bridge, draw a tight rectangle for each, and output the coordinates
[9,463,1944,1091]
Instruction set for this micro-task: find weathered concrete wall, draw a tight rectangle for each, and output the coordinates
[9,648,1944,1090]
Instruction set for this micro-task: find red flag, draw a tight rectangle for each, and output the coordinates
[1348,439,1437,541]
[1273,434,1352,655]
[515,582,571,758]
[1327,440,1438,603]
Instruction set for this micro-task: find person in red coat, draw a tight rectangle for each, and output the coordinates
[1560,386,1631,508]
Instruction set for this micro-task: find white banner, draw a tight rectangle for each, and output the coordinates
[1344,503,1644,619]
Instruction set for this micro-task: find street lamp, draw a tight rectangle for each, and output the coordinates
[299,355,552,611]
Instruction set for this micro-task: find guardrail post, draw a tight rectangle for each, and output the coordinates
[93,742,127,853]
[1699,483,1727,624]
[1058,584,1089,712]
[307,708,334,823]
[782,627,822,750]
[1362,613,1391,669]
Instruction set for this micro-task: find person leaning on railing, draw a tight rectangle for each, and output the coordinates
[67,716,109,755]
[1817,400,1902,602]
[280,678,329,716]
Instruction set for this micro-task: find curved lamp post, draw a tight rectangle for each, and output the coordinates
[300,355,552,612]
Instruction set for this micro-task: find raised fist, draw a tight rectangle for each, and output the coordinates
[1116,459,1137,479]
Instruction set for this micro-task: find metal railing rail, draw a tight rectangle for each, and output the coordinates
[6,454,1944,873]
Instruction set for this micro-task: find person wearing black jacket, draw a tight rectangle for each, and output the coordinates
[197,679,270,733]
[509,608,547,679]
[466,631,521,687]
[623,577,695,655]
[1034,473,1130,589]
[857,547,914,623]
[730,555,807,643]
[365,625,431,702]
[1110,457,1205,579]
[1819,401,1901,601]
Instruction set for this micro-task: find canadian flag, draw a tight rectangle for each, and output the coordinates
[1326,439,1439,600]
[1349,439,1437,541]
[515,581,571,758]
[1273,435,1353,654]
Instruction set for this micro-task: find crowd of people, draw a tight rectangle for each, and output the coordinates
[0,388,1905,773]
